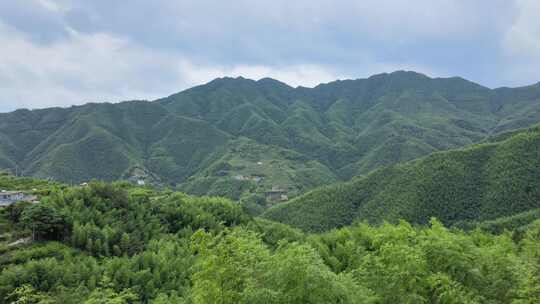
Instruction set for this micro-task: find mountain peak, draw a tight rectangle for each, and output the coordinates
[208,76,254,85]
[369,70,430,81]
[256,77,293,89]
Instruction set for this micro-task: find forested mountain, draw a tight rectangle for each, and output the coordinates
[3,71,540,203]
[263,124,540,232]
[1,174,540,303]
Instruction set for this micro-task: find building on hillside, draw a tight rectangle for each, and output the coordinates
[251,175,264,183]
[234,174,264,183]
[0,191,38,207]
[265,186,288,203]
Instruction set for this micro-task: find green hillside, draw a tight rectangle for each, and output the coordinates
[1,175,540,303]
[179,137,338,200]
[3,71,540,201]
[263,124,540,232]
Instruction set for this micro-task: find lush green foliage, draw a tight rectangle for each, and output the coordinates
[3,72,540,303]
[1,176,540,303]
[308,219,540,304]
[264,124,540,232]
[0,171,59,192]
[3,72,540,202]
[179,137,338,202]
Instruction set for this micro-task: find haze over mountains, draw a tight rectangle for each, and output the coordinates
[2,70,540,203]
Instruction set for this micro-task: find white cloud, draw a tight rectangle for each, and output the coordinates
[503,0,540,58]
[0,22,176,111]
[1,0,538,111]
[178,63,342,88]
[35,0,64,12]
[0,21,350,112]
[500,0,540,86]
[341,0,512,40]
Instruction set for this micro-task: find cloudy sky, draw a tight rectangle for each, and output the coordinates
[1,0,539,112]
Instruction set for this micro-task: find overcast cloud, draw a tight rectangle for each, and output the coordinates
[0,0,539,112]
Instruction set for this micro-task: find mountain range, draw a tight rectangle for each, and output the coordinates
[2,70,540,206]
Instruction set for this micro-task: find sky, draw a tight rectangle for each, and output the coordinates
[1,0,540,112]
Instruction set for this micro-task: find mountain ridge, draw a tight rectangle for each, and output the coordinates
[263,123,540,231]
[7,70,540,114]
[3,71,540,207]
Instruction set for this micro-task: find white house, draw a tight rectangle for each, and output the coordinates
[0,191,25,207]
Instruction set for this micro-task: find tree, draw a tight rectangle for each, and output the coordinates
[264,243,377,303]
[21,204,70,241]
[6,284,54,304]
[190,229,376,304]
[4,201,32,224]
[513,220,540,303]
[84,276,138,304]
[190,229,271,304]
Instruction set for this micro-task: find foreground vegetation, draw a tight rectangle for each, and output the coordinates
[0,176,539,303]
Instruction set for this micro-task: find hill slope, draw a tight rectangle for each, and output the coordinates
[263,124,540,232]
[2,175,540,303]
[3,71,540,202]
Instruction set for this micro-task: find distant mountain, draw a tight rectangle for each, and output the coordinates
[2,71,540,205]
[263,124,540,232]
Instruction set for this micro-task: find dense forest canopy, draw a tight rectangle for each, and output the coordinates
[0,174,539,303]
[3,72,540,206]
[263,123,540,232]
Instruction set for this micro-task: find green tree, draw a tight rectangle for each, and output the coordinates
[190,229,271,304]
[84,276,138,304]
[6,284,54,304]
[190,229,376,304]
[513,220,540,303]
[4,201,32,224]
[21,204,69,241]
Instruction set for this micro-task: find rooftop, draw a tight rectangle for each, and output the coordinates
[0,190,23,195]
